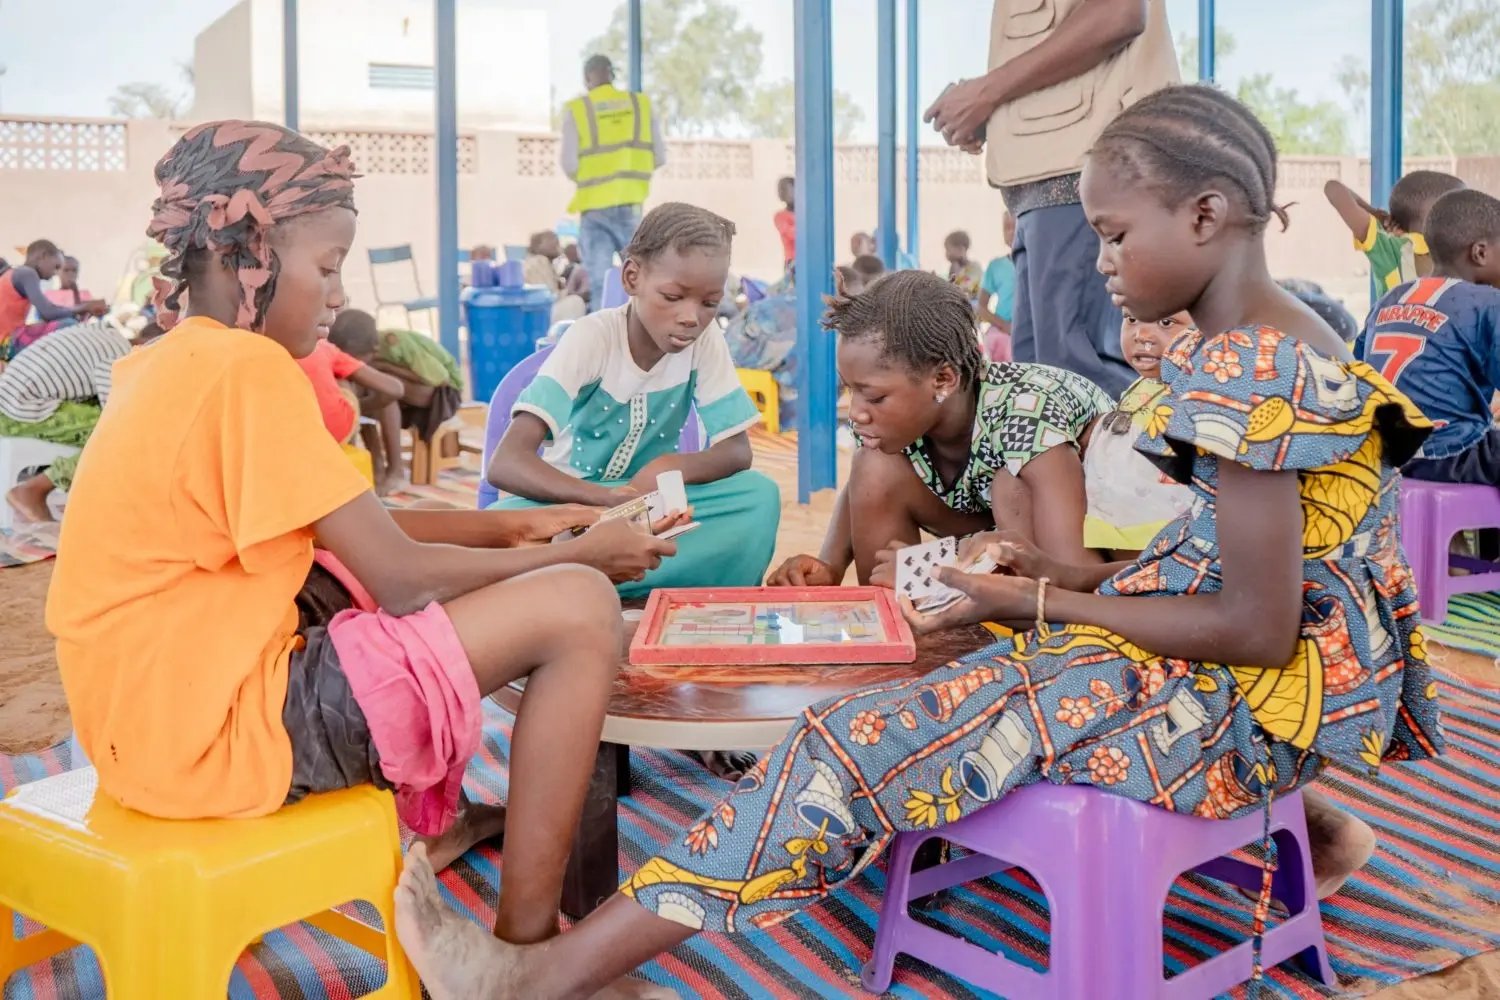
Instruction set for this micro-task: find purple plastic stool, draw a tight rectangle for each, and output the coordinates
[477,343,703,509]
[863,784,1334,999]
[1398,478,1500,625]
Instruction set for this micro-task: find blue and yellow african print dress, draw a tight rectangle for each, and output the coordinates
[623,327,1443,935]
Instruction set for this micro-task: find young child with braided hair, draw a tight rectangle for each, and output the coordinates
[46,123,688,994]
[489,201,781,598]
[770,267,1112,588]
[391,84,1441,1000]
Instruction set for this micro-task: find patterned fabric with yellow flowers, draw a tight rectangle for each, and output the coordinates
[621,326,1443,937]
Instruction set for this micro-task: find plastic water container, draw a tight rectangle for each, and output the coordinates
[466,286,554,405]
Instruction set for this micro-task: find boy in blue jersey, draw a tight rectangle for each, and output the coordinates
[1359,189,1500,484]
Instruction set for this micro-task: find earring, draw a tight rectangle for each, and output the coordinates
[935,392,948,404]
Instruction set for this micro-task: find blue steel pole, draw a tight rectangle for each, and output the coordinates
[1370,0,1403,208]
[283,0,299,131]
[905,0,919,262]
[435,0,461,360]
[628,0,643,91]
[794,0,837,503]
[1197,0,1214,81]
[877,0,898,268]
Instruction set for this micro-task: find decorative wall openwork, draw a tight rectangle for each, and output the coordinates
[306,130,477,174]
[516,136,559,177]
[658,141,754,181]
[0,119,127,172]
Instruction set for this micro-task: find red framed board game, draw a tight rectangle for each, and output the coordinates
[629,587,917,666]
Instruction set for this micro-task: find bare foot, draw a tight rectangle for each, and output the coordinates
[395,842,518,999]
[1305,789,1377,899]
[417,798,507,872]
[376,472,408,498]
[693,750,757,782]
[588,977,681,999]
[6,480,54,524]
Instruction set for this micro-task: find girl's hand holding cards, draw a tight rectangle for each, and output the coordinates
[899,571,1039,635]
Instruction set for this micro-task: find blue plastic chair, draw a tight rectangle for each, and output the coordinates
[600,267,626,309]
[503,244,529,263]
[478,343,704,509]
[368,245,440,328]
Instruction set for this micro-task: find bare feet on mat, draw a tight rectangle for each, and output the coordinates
[5,481,53,523]
[589,978,681,999]
[694,750,757,782]
[395,842,518,998]
[417,797,507,872]
[1304,788,1377,899]
[375,472,408,498]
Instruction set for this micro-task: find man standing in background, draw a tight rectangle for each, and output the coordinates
[561,54,667,311]
[926,0,1178,395]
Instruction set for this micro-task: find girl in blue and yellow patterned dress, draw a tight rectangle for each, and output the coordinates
[390,85,1445,1000]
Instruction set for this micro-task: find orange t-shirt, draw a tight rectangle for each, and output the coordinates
[47,317,370,819]
[296,340,366,442]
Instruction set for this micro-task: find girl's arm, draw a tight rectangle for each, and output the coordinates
[348,364,406,399]
[13,269,79,323]
[914,461,1304,667]
[387,505,600,548]
[489,412,619,507]
[629,431,752,491]
[1013,444,1099,566]
[316,491,673,615]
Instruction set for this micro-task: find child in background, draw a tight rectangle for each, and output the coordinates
[296,334,408,494]
[393,86,1437,999]
[1,321,137,522]
[1325,170,1464,293]
[320,319,417,495]
[849,231,877,260]
[769,270,1111,588]
[1082,311,1196,558]
[47,124,681,976]
[774,176,797,270]
[333,310,467,443]
[524,231,586,322]
[44,256,95,309]
[979,212,1018,361]
[489,202,781,598]
[561,241,591,308]
[0,241,107,358]
[1359,188,1500,485]
[945,230,985,309]
[850,253,886,289]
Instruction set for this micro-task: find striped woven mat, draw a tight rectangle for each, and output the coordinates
[3,670,1497,999]
[1425,593,1500,660]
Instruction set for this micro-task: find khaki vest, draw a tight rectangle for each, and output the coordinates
[985,0,1180,188]
[566,84,657,214]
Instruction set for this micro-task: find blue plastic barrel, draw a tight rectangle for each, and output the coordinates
[466,287,554,405]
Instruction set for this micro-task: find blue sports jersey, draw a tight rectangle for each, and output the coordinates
[1357,276,1500,459]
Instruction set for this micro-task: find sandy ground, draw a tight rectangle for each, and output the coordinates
[0,440,1496,996]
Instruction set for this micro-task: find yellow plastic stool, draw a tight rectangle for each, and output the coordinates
[736,368,781,435]
[342,440,376,485]
[0,768,418,998]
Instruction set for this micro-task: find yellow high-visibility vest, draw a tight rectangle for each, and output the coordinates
[566,84,657,214]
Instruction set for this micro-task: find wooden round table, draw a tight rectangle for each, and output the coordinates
[492,616,996,917]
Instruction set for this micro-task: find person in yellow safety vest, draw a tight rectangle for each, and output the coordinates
[561,54,667,312]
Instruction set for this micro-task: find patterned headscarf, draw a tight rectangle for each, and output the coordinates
[147,120,357,330]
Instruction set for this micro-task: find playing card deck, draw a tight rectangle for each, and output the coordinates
[895,537,1001,614]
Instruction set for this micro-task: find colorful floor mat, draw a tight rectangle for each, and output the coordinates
[1425,593,1500,659]
[0,521,59,568]
[3,671,1498,999]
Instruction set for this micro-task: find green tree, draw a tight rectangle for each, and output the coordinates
[584,0,864,139]
[107,82,186,120]
[1338,0,1500,157]
[1177,29,1351,154]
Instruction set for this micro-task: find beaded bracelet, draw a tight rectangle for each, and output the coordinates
[1035,576,1051,640]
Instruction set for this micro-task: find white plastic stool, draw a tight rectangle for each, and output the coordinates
[0,437,78,530]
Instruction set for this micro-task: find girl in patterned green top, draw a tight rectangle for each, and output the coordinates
[770,269,1112,587]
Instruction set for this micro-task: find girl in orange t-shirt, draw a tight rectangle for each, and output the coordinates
[47,122,690,973]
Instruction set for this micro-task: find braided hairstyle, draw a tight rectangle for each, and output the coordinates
[148,121,357,330]
[624,202,736,267]
[1089,84,1289,234]
[824,269,984,390]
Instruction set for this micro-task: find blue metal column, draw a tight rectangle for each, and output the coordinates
[794,0,837,502]
[1196,0,1215,81]
[435,0,461,359]
[628,0,643,91]
[877,0,898,268]
[905,0,919,262]
[283,0,299,130]
[1370,0,1403,207]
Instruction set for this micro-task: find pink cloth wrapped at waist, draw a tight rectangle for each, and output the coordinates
[323,572,480,836]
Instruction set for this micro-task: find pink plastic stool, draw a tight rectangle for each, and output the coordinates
[862,784,1335,999]
[1398,479,1500,625]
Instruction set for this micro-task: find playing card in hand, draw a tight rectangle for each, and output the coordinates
[895,537,962,610]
